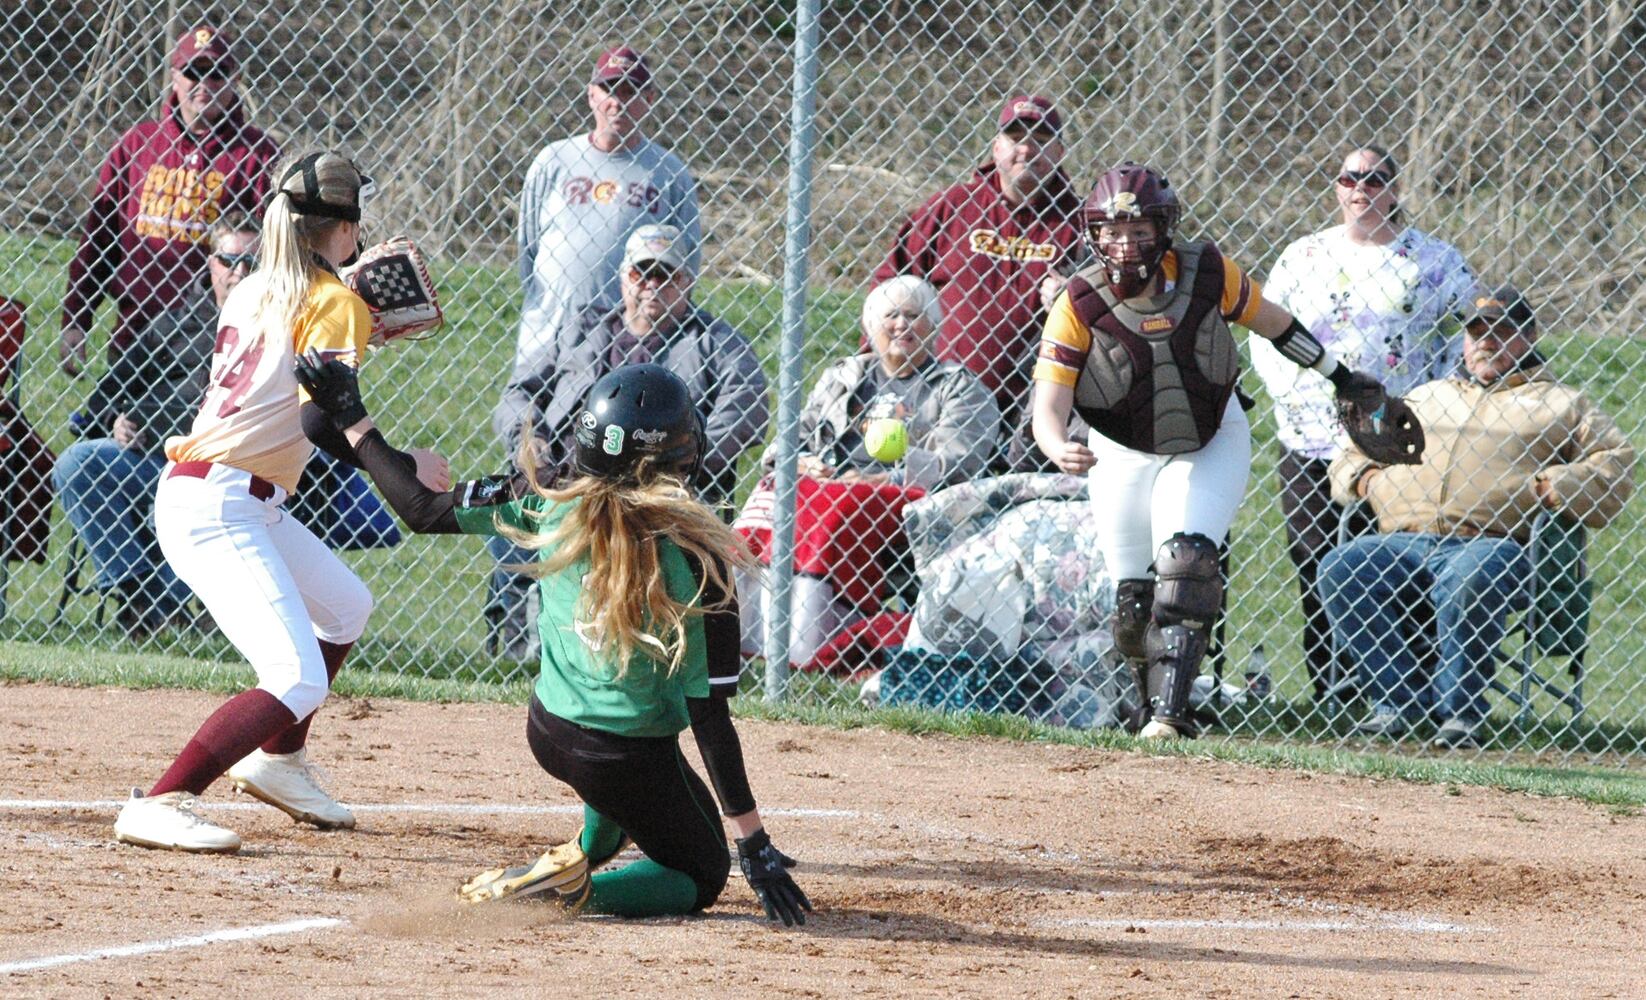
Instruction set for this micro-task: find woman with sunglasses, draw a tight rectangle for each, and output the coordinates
[1249,145,1478,703]
[113,152,446,854]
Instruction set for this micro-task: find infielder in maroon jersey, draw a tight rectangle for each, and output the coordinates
[60,24,279,374]
[873,95,1084,451]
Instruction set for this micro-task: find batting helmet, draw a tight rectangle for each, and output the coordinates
[1081,163,1181,299]
[573,364,705,483]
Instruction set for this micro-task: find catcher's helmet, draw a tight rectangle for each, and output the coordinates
[573,364,705,483]
[1081,163,1181,298]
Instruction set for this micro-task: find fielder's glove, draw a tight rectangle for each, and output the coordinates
[294,349,369,429]
[340,236,444,348]
[736,828,812,926]
[1331,368,1426,465]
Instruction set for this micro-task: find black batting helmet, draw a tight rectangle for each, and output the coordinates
[573,364,705,483]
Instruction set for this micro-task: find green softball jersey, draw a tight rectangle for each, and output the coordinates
[453,495,709,738]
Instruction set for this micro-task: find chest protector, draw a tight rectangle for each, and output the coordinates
[1064,241,1241,454]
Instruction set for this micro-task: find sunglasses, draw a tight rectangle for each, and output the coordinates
[1336,169,1393,189]
[180,63,231,83]
[630,262,679,283]
[212,252,257,270]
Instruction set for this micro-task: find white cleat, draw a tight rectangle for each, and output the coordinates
[114,787,242,853]
[227,749,356,830]
[1138,719,1184,740]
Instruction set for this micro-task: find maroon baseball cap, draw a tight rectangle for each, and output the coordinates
[592,46,652,88]
[998,95,1062,135]
[171,25,237,73]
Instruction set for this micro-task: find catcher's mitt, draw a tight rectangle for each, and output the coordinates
[1335,371,1426,465]
[341,236,443,347]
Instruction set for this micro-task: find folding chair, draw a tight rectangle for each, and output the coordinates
[1328,504,1587,724]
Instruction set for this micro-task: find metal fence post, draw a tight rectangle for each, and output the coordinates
[764,0,823,702]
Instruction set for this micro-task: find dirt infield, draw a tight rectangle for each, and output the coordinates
[2,683,1641,999]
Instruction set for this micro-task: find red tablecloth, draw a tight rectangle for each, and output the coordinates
[736,477,925,612]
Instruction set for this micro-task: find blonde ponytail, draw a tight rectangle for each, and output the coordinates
[501,464,754,679]
[254,151,368,340]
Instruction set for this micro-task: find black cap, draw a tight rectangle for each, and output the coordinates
[1463,284,1536,333]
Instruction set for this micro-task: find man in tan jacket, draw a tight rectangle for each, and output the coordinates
[1320,285,1635,747]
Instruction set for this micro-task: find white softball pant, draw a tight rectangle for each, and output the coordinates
[1086,396,1251,580]
[154,462,373,719]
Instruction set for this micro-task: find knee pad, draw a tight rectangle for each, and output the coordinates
[1152,532,1223,630]
[1112,578,1154,662]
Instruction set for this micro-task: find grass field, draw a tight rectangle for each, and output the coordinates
[4,225,1646,763]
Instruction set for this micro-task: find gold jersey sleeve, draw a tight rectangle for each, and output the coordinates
[165,271,371,492]
[1032,248,1263,390]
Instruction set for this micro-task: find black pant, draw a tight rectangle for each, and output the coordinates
[1276,448,1370,699]
[525,698,730,911]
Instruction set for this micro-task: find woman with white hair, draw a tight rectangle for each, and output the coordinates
[787,275,999,488]
[739,275,1000,666]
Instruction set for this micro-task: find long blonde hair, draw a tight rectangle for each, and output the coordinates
[256,152,364,339]
[501,459,755,677]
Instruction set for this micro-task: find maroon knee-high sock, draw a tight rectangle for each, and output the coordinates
[261,640,353,755]
[150,689,299,797]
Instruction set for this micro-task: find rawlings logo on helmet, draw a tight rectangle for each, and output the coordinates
[633,428,669,445]
[578,411,598,429]
[195,28,214,47]
[1109,191,1139,215]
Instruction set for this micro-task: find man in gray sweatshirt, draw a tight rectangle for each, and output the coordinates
[512,45,702,380]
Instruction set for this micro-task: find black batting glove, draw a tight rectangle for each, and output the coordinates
[736,828,812,926]
[294,349,369,429]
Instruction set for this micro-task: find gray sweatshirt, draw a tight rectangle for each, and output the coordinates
[515,135,701,378]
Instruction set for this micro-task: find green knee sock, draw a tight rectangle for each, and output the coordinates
[585,858,700,917]
[579,805,627,866]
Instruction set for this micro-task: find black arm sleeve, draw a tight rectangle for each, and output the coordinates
[689,695,756,817]
[300,402,365,468]
[351,428,464,534]
[686,556,756,817]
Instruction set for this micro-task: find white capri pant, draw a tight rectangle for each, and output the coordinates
[154,462,373,719]
[1086,396,1252,580]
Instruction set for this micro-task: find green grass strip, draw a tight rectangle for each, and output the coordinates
[3,640,1640,811]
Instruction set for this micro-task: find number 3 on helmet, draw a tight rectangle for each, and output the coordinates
[573,363,706,484]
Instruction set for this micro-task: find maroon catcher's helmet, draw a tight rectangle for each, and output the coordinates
[1081,163,1181,298]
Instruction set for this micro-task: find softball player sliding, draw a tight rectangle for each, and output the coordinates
[294,358,810,924]
[114,152,446,853]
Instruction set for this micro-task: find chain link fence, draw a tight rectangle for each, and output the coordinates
[2,1,1643,762]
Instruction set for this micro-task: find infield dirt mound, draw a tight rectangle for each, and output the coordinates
[2,682,1641,999]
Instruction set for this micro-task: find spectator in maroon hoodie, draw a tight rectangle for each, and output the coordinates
[873,95,1084,459]
[59,25,280,377]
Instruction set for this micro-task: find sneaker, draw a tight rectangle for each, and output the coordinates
[1353,709,1412,739]
[114,788,242,853]
[227,749,356,830]
[458,841,590,910]
[1430,717,1482,749]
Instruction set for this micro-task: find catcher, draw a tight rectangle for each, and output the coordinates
[1032,162,1421,739]
[294,358,811,925]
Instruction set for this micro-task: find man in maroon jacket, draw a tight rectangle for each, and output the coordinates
[873,95,1084,454]
[59,25,280,376]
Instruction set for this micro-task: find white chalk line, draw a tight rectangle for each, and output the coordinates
[1044,914,1482,935]
[0,796,1484,976]
[0,916,344,975]
[0,799,855,819]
